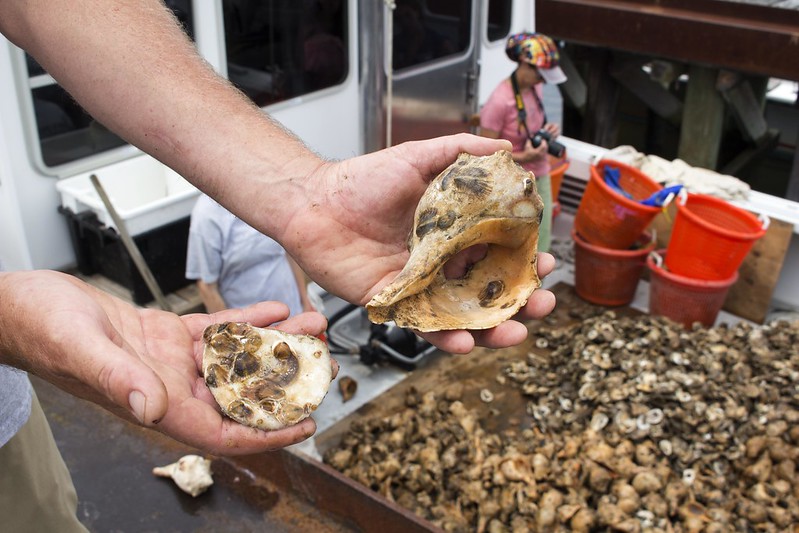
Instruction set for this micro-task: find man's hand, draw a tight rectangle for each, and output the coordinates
[0,270,334,456]
[273,134,557,353]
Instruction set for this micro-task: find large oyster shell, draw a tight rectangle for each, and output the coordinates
[366,150,544,331]
[202,322,332,430]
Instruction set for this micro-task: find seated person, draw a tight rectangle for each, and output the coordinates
[186,194,312,314]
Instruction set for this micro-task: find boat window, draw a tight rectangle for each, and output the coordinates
[486,0,512,42]
[392,0,472,71]
[222,0,349,107]
[26,1,195,168]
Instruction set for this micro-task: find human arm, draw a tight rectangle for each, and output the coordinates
[0,270,329,455]
[543,122,561,139]
[287,256,315,313]
[0,1,554,352]
[197,280,228,314]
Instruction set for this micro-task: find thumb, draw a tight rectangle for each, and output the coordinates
[79,335,169,426]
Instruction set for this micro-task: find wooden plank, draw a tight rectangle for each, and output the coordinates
[717,71,769,144]
[583,48,620,147]
[723,217,794,323]
[788,132,799,202]
[678,65,725,169]
[557,47,587,113]
[610,56,683,125]
[720,129,780,177]
[70,270,203,316]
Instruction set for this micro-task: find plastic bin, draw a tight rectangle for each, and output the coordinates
[56,155,200,304]
[60,207,192,305]
[574,159,663,249]
[647,250,738,328]
[56,155,199,236]
[665,192,768,280]
[573,229,655,306]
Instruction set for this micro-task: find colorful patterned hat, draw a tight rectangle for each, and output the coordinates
[505,32,567,84]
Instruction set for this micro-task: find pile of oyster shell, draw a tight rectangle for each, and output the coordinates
[324,311,799,532]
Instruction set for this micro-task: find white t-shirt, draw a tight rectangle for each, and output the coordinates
[185,195,303,315]
[0,367,32,447]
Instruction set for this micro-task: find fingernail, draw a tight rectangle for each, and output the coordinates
[129,390,146,423]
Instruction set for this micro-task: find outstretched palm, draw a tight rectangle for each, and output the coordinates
[2,270,327,455]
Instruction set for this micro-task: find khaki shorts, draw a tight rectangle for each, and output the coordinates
[0,390,88,533]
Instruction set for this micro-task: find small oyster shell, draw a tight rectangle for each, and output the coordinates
[152,455,213,497]
[202,322,332,430]
[366,150,544,331]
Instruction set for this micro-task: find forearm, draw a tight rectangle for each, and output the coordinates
[0,0,322,241]
[287,257,313,311]
[197,281,227,314]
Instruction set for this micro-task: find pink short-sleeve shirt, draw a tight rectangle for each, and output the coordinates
[480,79,551,178]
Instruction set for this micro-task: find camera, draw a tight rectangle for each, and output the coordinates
[530,129,566,158]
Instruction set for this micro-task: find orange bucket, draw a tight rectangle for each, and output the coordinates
[648,250,737,328]
[573,229,655,307]
[574,160,663,249]
[549,155,569,220]
[665,192,768,280]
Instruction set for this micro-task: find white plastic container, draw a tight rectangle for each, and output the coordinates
[56,154,200,236]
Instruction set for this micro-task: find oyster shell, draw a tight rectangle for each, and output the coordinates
[366,150,544,331]
[202,322,332,430]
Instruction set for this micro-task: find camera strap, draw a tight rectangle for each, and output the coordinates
[510,71,547,138]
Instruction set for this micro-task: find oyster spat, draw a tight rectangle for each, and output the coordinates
[366,150,544,332]
[202,322,332,430]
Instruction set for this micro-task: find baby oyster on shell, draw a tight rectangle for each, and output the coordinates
[366,150,544,331]
[202,322,332,430]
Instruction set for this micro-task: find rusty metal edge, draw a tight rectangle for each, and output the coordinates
[536,0,799,81]
[225,449,443,533]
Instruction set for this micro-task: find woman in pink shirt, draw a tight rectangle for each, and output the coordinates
[480,32,567,252]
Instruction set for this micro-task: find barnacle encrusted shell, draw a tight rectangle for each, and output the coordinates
[202,322,332,430]
[366,150,544,331]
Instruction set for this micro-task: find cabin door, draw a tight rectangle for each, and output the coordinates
[389,0,481,145]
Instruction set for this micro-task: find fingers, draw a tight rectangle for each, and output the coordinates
[515,288,557,322]
[182,301,328,339]
[417,329,475,355]
[416,253,557,354]
[214,417,317,456]
[397,133,512,180]
[161,396,317,456]
[537,252,556,278]
[471,320,529,349]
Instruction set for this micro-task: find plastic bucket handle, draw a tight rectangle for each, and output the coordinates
[676,187,689,206]
[758,213,770,231]
[649,250,664,269]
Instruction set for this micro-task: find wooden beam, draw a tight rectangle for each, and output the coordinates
[788,128,799,201]
[720,129,780,177]
[557,47,587,114]
[717,70,769,144]
[583,48,620,147]
[723,217,794,324]
[610,56,683,125]
[678,65,724,168]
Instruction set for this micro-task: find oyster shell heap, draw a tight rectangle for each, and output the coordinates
[202,322,332,430]
[366,150,544,332]
[325,315,799,532]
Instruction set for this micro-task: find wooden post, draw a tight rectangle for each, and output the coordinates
[583,48,619,148]
[678,65,724,169]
